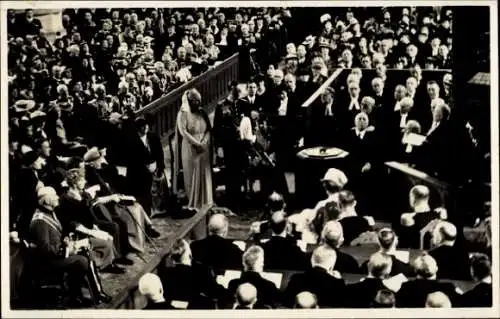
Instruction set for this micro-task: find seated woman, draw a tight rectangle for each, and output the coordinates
[58,168,125,274]
[287,168,349,244]
[83,146,160,255]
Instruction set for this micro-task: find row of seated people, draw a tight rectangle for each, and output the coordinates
[136,211,492,309]
[9,119,166,307]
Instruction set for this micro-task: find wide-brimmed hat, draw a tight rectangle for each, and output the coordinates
[13,100,36,113]
[83,147,107,163]
[321,168,348,188]
[23,150,41,166]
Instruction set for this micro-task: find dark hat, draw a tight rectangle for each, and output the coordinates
[135,116,148,128]
[60,142,88,158]
[23,150,40,166]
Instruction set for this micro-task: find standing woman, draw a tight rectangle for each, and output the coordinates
[173,89,214,240]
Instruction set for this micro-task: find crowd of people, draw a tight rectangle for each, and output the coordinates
[137,187,492,309]
[7,6,492,311]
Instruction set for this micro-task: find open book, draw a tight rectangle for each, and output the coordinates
[402,133,426,146]
[215,270,283,290]
[383,273,408,292]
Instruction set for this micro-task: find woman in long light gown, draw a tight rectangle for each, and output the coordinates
[173,89,214,240]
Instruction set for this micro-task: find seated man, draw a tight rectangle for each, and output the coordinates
[398,185,447,248]
[460,253,492,307]
[396,253,461,307]
[285,246,346,308]
[288,168,349,244]
[360,228,413,276]
[429,221,471,280]
[346,252,393,308]
[190,213,243,274]
[249,192,297,241]
[139,273,173,309]
[228,245,281,308]
[425,291,452,308]
[319,220,360,274]
[371,289,396,308]
[229,283,270,309]
[262,210,308,271]
[160,239,222,309]
[28,187,111,306]
[294,292,319,309]
[335,190,374,245]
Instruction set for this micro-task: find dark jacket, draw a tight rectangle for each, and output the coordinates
[284,267,346,308]
[158,264,224,304]
[460,282,492,307]
[262,236,308,271]
[396,278,460,307]
[190,235,243,274]
[227,271,281,308]
[346,277,387,308]
[429,245,472,280]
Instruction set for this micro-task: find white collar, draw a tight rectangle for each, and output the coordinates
[413,204,431,213]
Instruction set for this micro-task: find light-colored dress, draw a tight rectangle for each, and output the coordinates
[175,109,214,239]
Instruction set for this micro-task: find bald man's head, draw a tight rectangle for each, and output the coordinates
[294,292,318,309]
[432,221,457,247]
[235,283,258,307]
[270,210,288,235]
[367,252,393,278]
[311,245,336,271]
[321,220,344,248]
[425,291,451,308]
[208,213,229,237]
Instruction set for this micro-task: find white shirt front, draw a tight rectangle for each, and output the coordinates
[348,98,360,111]
[427,121,440,136]
[355,128,366,139]
[278,98,288,116]
[325,102,333,116]
[400,113,408,128]
[140,134,150,152]
[394,101,401,111]
[239,117,256,143]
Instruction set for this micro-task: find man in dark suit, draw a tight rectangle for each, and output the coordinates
[419,103,452,179]
[361,228,413,277]
[226,283,271,309]
[284,246,346,308]
[262,210,308,271]
[159,239,223,309]
[319,220,361,275]
[341,112,380,213]
[346,252,393,308]
[125,117,165,217]
[460,253,492,307]
[305,87,343,147]
[429,221,471,280]
[13,150,46,238]
[227,245,281,308]
[239,80,264,114]
[396,253,462,307]
[190,213,243,274]
[371,77,391,110]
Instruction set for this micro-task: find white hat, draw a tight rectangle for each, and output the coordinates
[320,14,331,24]
[321,168,348,188]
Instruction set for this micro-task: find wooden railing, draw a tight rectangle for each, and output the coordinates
[135,53,240,139]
